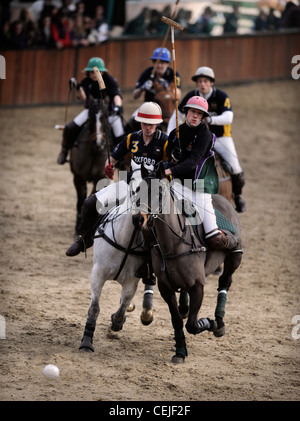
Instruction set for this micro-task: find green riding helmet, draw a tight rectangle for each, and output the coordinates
[83,57,107,72]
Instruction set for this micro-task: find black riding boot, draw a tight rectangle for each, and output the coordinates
[135,258,156,286]
[66,194,100,256]
[231,172,247,213]
[57,121,81,165]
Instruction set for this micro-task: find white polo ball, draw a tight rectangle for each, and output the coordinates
[42,364,60,380]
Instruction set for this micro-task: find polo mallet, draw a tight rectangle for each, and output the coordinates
[161,16,184,152]
[151,0,180,78]
[93,66,110,163]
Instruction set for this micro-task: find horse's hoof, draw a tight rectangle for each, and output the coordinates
[140,309,153,326]
[171,355,185,364]
[213,326,226,337]
[178,306,189,319]
[127,303,135,312]
[79,343,94,352]
[212,321,226,337]
[79,345,94,352]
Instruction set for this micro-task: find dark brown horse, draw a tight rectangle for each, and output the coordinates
[134,163,243,364]
[70,101,113,235]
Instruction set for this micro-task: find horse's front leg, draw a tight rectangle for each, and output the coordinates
[158,280,187,364]
[110,279,139,332]
[140,284,154,326]
[185,281,215,335]
[79,263,103,352]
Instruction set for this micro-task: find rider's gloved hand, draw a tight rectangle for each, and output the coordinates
[171,147,182,163]
[69,77,78,89]
[113,105,122,116]
[105,163,114,180]
[142,79,153,91]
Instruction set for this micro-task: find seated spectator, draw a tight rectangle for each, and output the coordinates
[19,7,40,47]
[94,5,109,43]
[223,5,239,33]
[0,20,13,50]
[280,1,300,28]
[70,14,90,47]
[122,7,151,35]
[51,9,73,48]
[38,14,56,48]
[267,7,280,29]
[254,9,269,31]
[10,20,29,49]
[186,6,215,34]
[146,9,165,36]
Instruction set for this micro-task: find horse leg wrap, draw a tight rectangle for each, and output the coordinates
[197,318,215,333]
[215,290,227,320]
[79,318,96,351]
[143,286,154,310]
[174,329,188,357]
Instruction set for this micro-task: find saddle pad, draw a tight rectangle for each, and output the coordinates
[214,208,237,234]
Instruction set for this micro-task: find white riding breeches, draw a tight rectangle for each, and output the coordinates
[108,115,124,138]
[73,109,124,138]
[95,180,129,214]
[73,109,89,126]
[214,136,242,175]
[171,181,219,234]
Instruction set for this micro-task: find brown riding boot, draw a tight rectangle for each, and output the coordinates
[205,230,241,252]
[57,121,81,165]
[66,194,100,256]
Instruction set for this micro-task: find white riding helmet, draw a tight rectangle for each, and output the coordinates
[191,66,215,82]
[135,102,163,124]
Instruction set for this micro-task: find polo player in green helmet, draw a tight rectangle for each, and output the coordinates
[57,57,125,165]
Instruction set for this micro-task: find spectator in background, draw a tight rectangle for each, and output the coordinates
[223,4,239,33]
[146,9,165,36]
[10,20,29,49]
[186,6,215,34]
[30,0,60,21]
[267,8,280,29]
[38,14,56,48]
[280,1,300,28]
[19,7,40,46]
[70,14,90,47]
[51,8,73,48]
[0,20,13,50]
[254,8,269,31]
[122,7,151,35]
[94,4,109,43]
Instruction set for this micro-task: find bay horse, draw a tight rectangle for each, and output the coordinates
[134,163,243,364]
[79,162,155,353]
[69,99,114,236]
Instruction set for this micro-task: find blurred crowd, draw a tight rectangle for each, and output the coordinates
[1,0,299,50]
[0,0,112,50]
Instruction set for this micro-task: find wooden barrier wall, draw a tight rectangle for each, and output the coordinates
[0,30,299,106]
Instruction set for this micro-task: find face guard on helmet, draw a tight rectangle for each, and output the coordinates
[135,102,163,124]
[183,96,210,118]
[191,66,215,82]
[83,57,107,72]
[150,47,171,63]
